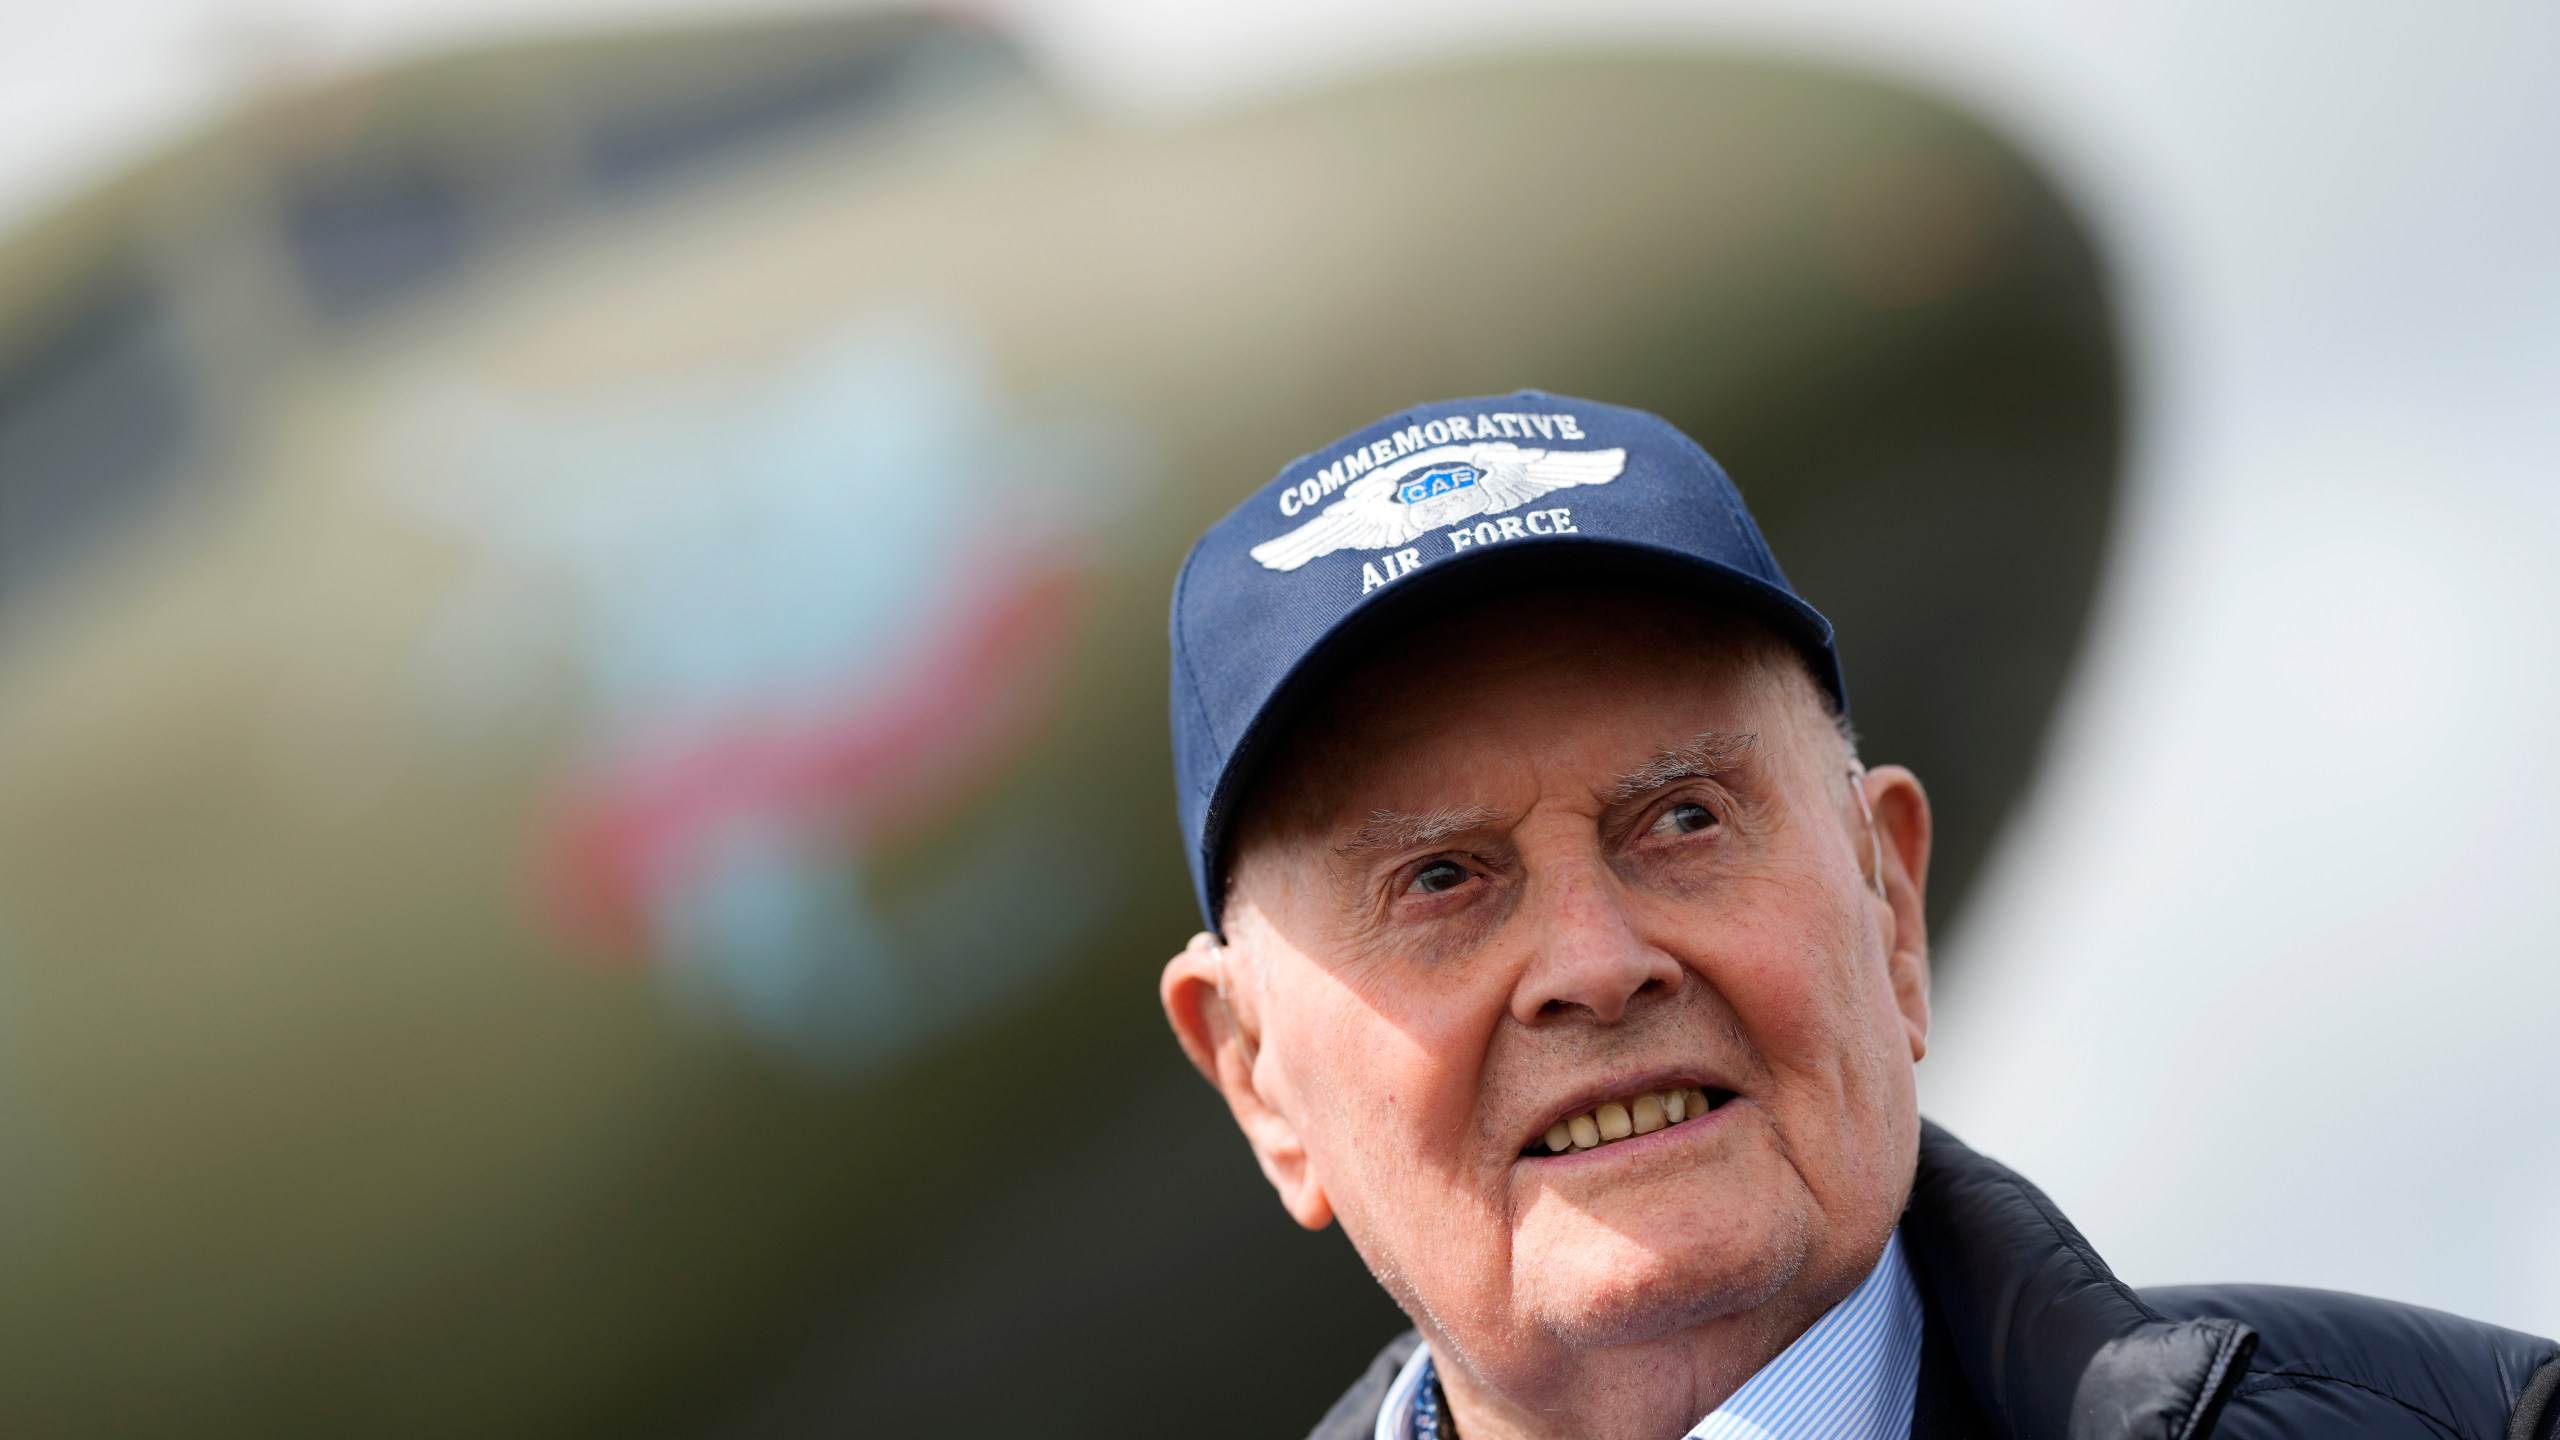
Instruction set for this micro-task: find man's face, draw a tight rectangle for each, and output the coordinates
[1171,587,1932,1400]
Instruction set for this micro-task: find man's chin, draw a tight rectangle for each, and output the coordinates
[1502,1117,1813,1345]
[1509,1208,1809,1349]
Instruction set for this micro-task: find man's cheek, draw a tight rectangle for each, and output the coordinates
[1711,947,1836,1055]
[1278,1009,1421,1170]
[1723,897,1874,1037]
[1339,998,1475,1116]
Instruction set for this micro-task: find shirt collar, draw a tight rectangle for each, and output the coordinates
[1380,1230,1925,1440]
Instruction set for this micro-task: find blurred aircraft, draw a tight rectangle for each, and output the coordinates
[0,6,2128,1436]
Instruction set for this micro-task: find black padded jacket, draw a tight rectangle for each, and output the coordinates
[1307,1123,2560,1440]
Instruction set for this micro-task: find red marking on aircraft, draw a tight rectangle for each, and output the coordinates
[540,544,1089,959]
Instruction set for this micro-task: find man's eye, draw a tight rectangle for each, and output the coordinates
[1408,860,1470,895]
[1652,801,1719,838]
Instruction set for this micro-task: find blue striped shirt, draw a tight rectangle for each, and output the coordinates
[1378,1231,1924,1440]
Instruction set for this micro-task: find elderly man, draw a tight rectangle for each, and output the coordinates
[1157,393,2559,1440]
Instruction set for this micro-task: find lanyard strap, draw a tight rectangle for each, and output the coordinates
[1412,1359,1457,1440]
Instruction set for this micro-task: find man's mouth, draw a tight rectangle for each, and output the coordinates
[1521,1085,1736,1157]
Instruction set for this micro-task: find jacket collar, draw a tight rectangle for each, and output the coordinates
[1902,1121,2257,1440]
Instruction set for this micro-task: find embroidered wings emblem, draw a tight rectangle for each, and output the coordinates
[1248,442,1629,572]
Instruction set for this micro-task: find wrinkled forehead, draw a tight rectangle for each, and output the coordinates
[1231,582,1827,858]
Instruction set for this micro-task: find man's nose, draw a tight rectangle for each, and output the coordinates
[1508,862,1686,1026]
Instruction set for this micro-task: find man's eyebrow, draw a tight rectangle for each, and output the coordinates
[1332,803,1505,863]
[1604,730,1758,804]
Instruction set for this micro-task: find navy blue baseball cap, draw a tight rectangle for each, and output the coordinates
[1168,389,1844,933]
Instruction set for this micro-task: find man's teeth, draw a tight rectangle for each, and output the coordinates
[1542,1087,1715,1154]
[1632,1093,1665,1133]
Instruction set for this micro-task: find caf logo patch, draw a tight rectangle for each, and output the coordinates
[1250,442,1627,572]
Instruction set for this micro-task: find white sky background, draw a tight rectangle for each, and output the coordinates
[5,0,2555,1336]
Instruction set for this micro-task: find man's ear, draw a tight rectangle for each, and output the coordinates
[1862,765,1934,1063]
[1160,926,1334,1230]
